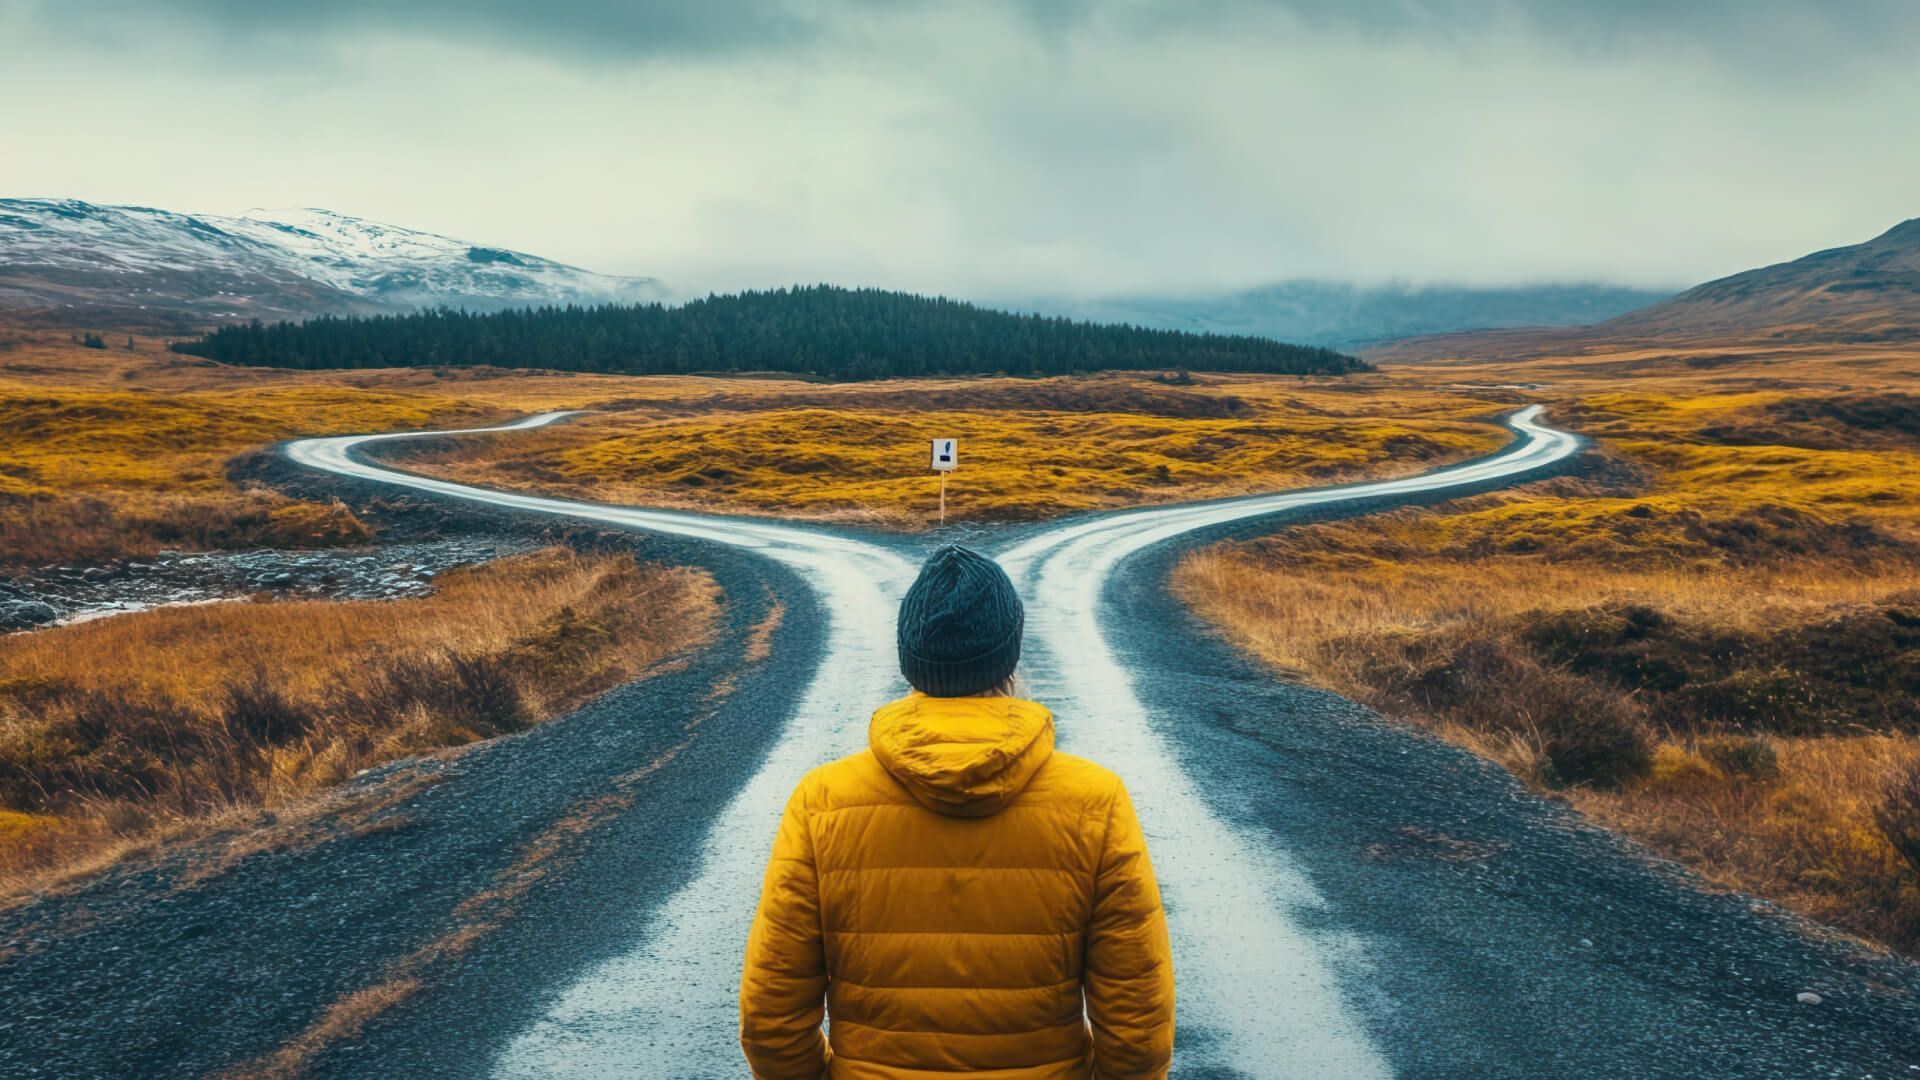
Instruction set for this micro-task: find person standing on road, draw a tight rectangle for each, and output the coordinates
[740,544,1176,1080]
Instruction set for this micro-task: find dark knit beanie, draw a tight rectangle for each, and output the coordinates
[897,545,1024,697]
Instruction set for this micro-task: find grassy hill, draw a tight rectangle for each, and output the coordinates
[1370,216,1920,366]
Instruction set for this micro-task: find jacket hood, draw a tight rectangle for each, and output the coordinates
[869,693,1055,818]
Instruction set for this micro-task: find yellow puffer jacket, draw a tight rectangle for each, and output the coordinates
[741,693,1175,1080]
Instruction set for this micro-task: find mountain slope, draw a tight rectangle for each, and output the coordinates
[1003,281,1677,350]
[0,198,665,327]
[1370,216,1920,363]
[1594,217,1920,344]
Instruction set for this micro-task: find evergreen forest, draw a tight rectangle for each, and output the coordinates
[171,286,1367,380]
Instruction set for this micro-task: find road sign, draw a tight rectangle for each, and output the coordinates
[931,438,958,471]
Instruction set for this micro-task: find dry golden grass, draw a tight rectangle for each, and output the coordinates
[0,490,379,568]
[0,322,1522,548]
[1573,735,1920,950]
[1179,547,1920,684]
[392,380,1508,527]
[1179,548,1920,949]
[0,323,742,402]
[1365,328,1920,389]
[0,386,492,501]
[1246,390,1920,571]
[0,325,852,566]
[0,379,492,566]
[1176,381,1920,953]
[0,549,718,894]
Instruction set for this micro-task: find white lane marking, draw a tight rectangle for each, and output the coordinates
[284,406,1577,1077]
[994,406,1576,1076]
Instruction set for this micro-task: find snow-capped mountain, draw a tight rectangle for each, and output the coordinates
[0,198,666,325]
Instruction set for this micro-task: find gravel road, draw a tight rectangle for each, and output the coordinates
[4,407,1916,1079]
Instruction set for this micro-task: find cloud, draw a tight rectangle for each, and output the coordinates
[38,0,1917,66]
[3,0,1917,299]
[1106,0,1920,52]
[20,0,815,61]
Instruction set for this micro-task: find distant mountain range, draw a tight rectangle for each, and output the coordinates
[0,198,665,327]
[1371,216,1920,362]
[6,196,1912,355]
[1591,217,1920,344]
[0,197,1675,345]
[996,282,1678,351]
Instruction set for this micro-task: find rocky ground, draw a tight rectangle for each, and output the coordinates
[0,538,538,632]
[0,440,649,634]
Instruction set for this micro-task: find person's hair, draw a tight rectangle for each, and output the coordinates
[968,671,1023,699]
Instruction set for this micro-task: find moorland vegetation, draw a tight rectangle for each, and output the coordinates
[389,378,1506,527]
[0,327,755,567]
[10,317,1920,960]
[0,550,716,895]
[0,328,1490,896]
[0,385,486,567]
[1179,365,1920,953]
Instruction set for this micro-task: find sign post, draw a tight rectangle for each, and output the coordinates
[930,438,957,526]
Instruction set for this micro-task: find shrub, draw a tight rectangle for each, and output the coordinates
[1383,635,1526,715]
[340,651,535,748]
[1345,627,1655,788]
[1648,744,1726,790]
[0,684,221,813]
[1697,733,1780,779]
[1541,705,1653,788]
[1521,603,1695,693]
[1509,598,1920,737]
[223,672,311,747]
[1876,760,1920,875]
[0,811,68,868]
[1679,668,1819,733]
[261,500,373,547]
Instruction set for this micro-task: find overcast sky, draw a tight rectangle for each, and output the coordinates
[3,0,1917,298]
